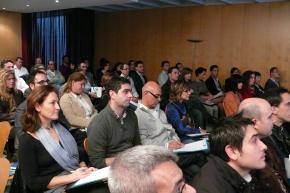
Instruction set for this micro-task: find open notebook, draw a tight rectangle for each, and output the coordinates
[66,167,110,190]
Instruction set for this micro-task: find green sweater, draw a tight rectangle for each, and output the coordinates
[87,104,141,168]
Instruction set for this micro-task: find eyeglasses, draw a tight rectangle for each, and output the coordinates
[34,80,49,85]
[177,178,186,193]
[146,90,161,99]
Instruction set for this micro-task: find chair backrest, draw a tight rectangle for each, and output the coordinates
[83,138,88,153]
[0,157,10,193]
[0,121,11,157]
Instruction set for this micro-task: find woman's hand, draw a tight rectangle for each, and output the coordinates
[70,167,96,181]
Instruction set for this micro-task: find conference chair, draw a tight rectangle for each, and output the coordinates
[0,121,11,157]
[0,157,10,193]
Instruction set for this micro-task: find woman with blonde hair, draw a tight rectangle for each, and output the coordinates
[0,69,24,160]
[19,85,95,193]
[165,80,204,143]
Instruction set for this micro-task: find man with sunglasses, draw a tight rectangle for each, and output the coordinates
[135,81,207,181]
[108,145,196,193]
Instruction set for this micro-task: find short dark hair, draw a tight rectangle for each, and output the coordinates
[230,67,239,74]
[270,67,278,74]
[210,65,218,71]
[106,77,131,96]
[225,77,242,92]
[134,60,143,68]
[195,67,207,76]
[0,59,13,68]
[263,87,289,107]
[242,70,254,86]
[168,66,178,74]
[28,70,47,85]
[161,60,169,67]
[15,57,23,61]
[254,71,261,77]
[210,114,253,162]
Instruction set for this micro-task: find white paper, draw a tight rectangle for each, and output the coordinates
[91,87,102,98]
[173,139,208,153]
[67,167,110,189]
[284,157,290,178]
[186,133,210,137]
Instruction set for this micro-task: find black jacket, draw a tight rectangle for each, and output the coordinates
[192,155,256,193]
[130,71,147,98]
[205,76,222,95]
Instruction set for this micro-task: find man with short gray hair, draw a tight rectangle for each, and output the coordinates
[108,145,196,193]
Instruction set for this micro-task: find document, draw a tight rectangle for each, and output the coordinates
[186,133,210,138]
[66,167,110,189]
[173,139,209,153]
[91,87,102,98]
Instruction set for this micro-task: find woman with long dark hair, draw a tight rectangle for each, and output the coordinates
[19,85,95,193]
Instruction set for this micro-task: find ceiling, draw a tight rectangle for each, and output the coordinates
[0,0,285,13]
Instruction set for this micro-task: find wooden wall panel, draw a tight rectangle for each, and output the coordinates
[94,2,290,88]
[0,11,22,61]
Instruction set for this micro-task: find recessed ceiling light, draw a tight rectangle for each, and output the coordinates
[2,8,6,10]
[55,0,59,3]
[26,4,30,7]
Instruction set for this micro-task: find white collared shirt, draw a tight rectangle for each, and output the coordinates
[14,65,29,79]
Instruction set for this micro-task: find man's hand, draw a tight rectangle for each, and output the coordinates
[105,157,115,166]
[168,140,184,150]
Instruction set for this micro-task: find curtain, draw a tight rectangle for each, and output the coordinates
[22,8,94,71]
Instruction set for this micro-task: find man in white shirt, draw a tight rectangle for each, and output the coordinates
[157,60,170,87]
[1,59,29,93]
[14,57,29,79]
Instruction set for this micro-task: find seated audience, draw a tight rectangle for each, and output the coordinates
[130,60,147,97]
[191,67,219,119]
[205,65,223,96]
[81,60,94,86]
[254,71,264,97]
[95,72,112,112]
[180,67,205,128]
[60,55,73,80]
[87,77,141,168]
[166,80,203,143]
[192,115,267,193]
[135,81,206,181]
[19,85,95,193]
[78,62,93,93]
[60,72,98,130]
[1,59,29,93]
[240,70,256,99]
[239,98,289,193]
[160,66,179,110]
[224,67,241,87]
[223,76,242,116]
[128,59,135,77]
[265,67,280,90]
[176,62,184,72]
[46,59,65,90]
[157,60,170,87]
[14,57,29,79]
[108,145,197,193]
[0,69,24,160]
[263,88,290,158]
[95,58,110,86]
[119,63,139,100]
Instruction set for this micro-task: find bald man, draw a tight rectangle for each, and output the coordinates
[135,81,182,149]
[135,81,206,181]
[238,98,289,193]
[238,98,273,136]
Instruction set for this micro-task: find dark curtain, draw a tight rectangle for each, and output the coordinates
[21,8,95,71]
[65,9,95,70]
[22,14,33,70]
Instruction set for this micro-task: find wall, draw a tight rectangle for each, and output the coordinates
[94,2,290,87]
[0,11,22,61]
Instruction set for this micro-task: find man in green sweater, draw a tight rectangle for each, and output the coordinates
[87,77,141,168]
